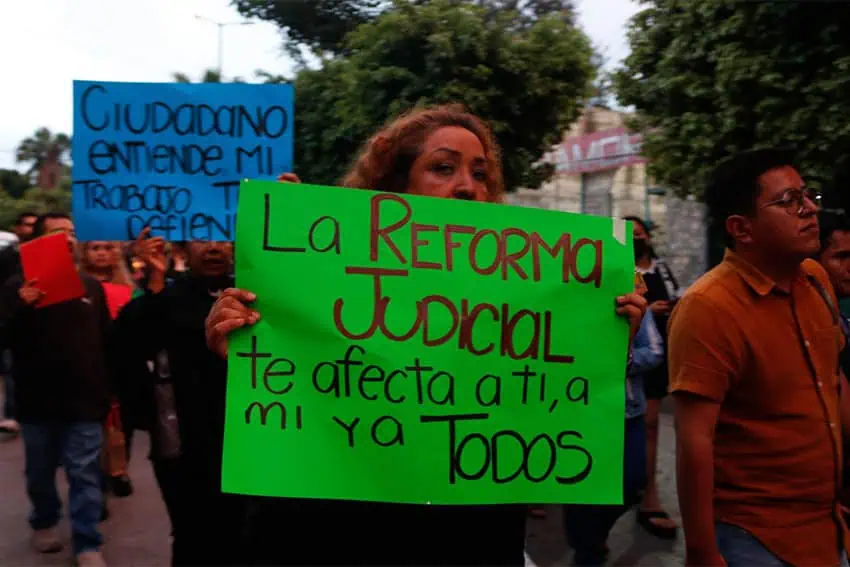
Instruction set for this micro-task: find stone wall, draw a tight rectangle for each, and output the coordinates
[581,170,617,217]
[662,195,708,287]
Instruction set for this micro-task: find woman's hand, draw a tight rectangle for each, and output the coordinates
[205,288,261,359]
[277,172,301,183]
[205,173,297,359]
[649,300,672,315]
[616,292,648,341]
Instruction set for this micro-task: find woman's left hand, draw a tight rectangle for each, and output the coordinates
[616,292,648,341]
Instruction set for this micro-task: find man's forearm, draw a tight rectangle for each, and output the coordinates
[677,433,719,560]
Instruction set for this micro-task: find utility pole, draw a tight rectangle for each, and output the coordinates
[194,15,254,78]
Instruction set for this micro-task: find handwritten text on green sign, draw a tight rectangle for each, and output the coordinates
[222,181,632,504]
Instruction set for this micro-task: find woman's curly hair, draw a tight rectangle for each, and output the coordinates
[341,104,505,203]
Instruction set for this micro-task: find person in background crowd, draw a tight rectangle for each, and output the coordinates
[670,149,849,566]
[110,228,245,567]
[0,211,37,282]
[0,213,111,567]
[818,211,850,374]
[204,104,648,566]
[14,211,37,239]
[622,215,680,540]
[563,273,663,565]
[80,241,137,318]
[0,211,38,435]
[816,209,850,526]
[79,240,138,500]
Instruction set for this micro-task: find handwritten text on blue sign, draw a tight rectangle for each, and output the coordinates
[72,80,294,241]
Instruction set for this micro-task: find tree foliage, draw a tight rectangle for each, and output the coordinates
[173,68,288,84]
[614,1,850,202]
[0,185,72,231]
[232,0,385,58]
[292,0,594,191]
[16,127,71,176]
[0,169,31,199]
[232,0,574,58]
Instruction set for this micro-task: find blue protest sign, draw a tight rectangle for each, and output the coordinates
[71,80,294,241]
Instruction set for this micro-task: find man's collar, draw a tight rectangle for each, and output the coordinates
[724,249,779,296]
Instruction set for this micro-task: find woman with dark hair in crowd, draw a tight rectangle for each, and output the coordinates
[622,215,680,540]
[79,241,137,318]
[205,105,648,566]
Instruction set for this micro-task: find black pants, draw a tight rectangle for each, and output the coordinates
[152,457,248,567]
[563,417,648,566]
[245,497,526,566]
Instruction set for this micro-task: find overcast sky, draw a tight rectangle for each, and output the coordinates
[0,0,641,171]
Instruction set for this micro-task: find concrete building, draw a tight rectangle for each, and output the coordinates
[508,106,708,286]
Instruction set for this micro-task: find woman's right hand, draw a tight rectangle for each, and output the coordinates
[205,172,295,359]
[205,288,261,359]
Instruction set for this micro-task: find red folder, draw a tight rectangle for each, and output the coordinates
[19,233,85,308]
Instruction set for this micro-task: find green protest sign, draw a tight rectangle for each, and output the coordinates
[222,180,634,505]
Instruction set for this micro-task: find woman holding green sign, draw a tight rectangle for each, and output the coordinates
[205,104,648,566]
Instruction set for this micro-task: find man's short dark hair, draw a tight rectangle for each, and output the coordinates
[819,211,850,255]
[15,212,37,226]
[32,212,71,238]
[704,148,797,248]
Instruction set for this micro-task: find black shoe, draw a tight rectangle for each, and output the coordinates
[112,475,133,498]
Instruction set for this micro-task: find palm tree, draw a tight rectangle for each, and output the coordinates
[173,68,231,83]
[172,68,288,84]
[16,128,71,176]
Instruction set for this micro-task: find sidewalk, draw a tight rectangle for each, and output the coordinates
[525,409,684,566]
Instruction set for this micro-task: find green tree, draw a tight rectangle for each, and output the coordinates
[0,186,72,230]
[614,1,850,201]
[233,0,384,58]
[16,127,71,176]
[232,0,574,58]
[0,169,32,199]
[292,0,594,191]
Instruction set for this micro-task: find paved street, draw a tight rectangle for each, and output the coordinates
[0,398,683,566]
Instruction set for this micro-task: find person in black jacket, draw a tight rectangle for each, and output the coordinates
[110,229,248,566]
[0,213,111,567]
[0,210,37,435]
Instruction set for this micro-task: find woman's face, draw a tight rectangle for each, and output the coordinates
[632,221,650,243]
[85,241,115,270]
[407,126,490,202]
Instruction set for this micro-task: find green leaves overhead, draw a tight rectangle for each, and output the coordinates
[292,0,594,191]
[614,0,850,203]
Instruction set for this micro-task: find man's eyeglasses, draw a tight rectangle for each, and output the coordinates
[760,188,822,215]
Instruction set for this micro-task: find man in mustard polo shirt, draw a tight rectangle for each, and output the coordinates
[669,149,850,566]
